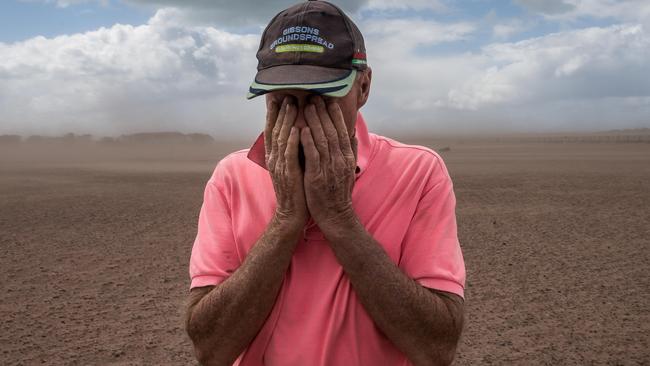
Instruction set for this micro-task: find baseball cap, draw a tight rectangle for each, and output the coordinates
[247,0,368,100]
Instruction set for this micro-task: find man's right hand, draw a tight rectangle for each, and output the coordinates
[265,96,309,230]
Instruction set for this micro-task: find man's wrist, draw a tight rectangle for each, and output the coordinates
[319,207,363,240]
[270,212,305,237]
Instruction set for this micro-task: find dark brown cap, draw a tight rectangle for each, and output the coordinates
[247,0,367,99]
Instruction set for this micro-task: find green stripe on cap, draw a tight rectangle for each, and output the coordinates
[276,44,325,53]
[247,69,357,100]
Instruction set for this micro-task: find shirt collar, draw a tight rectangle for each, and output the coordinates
[246,111,374,176]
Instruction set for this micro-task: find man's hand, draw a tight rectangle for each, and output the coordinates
[265,96,309,230]
[300,95,358,229]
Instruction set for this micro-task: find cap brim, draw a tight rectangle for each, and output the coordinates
[247,65,356,100]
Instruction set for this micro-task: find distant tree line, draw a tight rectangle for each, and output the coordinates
[490,134,650,144]
[0,132,216,145]
[2,130,649,145]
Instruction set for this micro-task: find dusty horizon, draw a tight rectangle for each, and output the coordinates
[2,126,650,141]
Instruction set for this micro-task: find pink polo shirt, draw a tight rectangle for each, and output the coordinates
[189,112,466,366]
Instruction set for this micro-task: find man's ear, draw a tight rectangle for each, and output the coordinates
[356,67,372,109]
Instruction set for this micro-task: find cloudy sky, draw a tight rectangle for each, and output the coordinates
[1,0,649,138]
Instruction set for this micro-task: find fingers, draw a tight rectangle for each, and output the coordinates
[278,101,297,158]
[269,97,290,168]
[266,94,354,176]
[285,126,301,174]
[264,100,279,161]
[351,132,358,162]
[326,102,354,158]
[300,127,320,174]
[312,97,342,160]
[304,101,330,166]
[267,96,294,171]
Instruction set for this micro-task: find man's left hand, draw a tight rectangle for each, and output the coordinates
[299,96,358,230]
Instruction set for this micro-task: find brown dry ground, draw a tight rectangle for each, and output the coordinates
[1,139,649,365]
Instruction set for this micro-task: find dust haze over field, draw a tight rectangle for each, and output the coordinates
[1,133,649,365]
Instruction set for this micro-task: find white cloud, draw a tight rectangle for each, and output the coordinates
[18,0,370,30]
[442,24,650,110]
[492,20,527,39]
[514,0,575,15]
[363,19,475,50]
[359,19,478,111]
[515,0,650,23]
[18,0,107,7]
[364,0,447,11]
[359,23,650,134]
[0,8,262,137]
[21,0,447,28]
[124,0,370,28]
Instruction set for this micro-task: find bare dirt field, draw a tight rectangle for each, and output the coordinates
[1,138,649,365]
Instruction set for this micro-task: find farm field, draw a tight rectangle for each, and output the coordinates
[1,138,649,365]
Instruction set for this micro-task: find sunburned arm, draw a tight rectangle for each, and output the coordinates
[184,216,303,366]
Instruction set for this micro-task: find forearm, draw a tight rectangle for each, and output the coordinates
[187,215,302,365]
[322,213,463,366]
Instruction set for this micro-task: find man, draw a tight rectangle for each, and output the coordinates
[185,1,466,365]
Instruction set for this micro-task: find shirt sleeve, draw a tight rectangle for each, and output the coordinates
[397,153,466,299]
[188,161,241,290]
